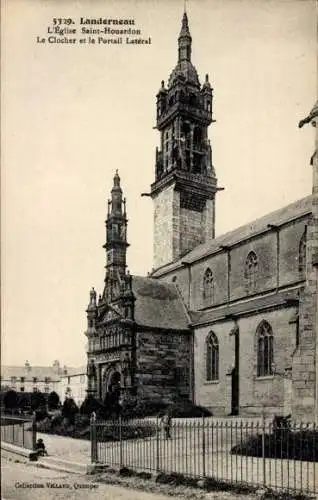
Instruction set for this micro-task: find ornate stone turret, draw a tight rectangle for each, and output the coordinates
[86,287,97,331]
[103,171,129,301]
[151,12,220,269]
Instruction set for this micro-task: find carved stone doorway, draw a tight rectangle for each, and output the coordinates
[102,365,121,406]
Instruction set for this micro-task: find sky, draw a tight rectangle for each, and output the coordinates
[1,0,317,369]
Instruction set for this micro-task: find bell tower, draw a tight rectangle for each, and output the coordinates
[151,12,219,269]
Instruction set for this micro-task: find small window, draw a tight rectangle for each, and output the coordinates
[20,377,25,383]
[67,376,71,384]
[206,332,219,381]
[257,320,274,377]
[33,387,38,392]
[20,387,25,392]
[44,386,49,393]
[244,251,258,293]
[172,276,177,283]
[33,377,37,383]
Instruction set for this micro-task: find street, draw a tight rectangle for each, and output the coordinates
[1,454,180,500]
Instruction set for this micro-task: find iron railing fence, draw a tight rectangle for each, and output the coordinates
[1,415,36,451]
[91,418,317,495]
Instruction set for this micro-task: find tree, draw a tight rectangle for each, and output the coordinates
[3,390,18,410]
[62,397,79,425]
[48,391,60,410]
[30,391,46,411]
[80,395,101,416]
[18,392,30,412]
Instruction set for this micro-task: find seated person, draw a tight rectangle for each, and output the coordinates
[35,438,48,456]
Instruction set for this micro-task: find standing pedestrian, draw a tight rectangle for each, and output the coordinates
[161,411,172,439]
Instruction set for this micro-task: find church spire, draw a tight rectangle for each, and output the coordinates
[110,170,123,215]
[178,11,192,62]
[103,171,129,300]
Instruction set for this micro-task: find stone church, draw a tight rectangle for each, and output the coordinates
[85,13,317,420]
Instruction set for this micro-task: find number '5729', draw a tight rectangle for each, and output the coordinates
[53,18,74,26]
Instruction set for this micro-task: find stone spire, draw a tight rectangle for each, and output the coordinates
[103,171,129,300]
[178,11,192,62]
[110,170,123,215]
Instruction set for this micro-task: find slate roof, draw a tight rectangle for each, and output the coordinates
[190,289,299,326]
[132,276,190,331]
[1,366,61,382]
[60,366,87,378]
[152,195,312,275]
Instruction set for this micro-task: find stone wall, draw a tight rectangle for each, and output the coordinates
[180,206,204,257]
[179,197,215,257]
[153,185,178,269]
[135,329,191,404]
[193,306,298,416]
[279,220,307,286]
[157,217,309,311]
[191,252,228,309]
[291,106,318,422]
[292,155,317,421]
[153,184,215,270]
[230,233,278,300]
[193,319,234,416]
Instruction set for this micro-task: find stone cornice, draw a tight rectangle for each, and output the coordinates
[151,169,217,199]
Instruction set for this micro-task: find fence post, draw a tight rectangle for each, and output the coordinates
[32,412,37,451]
[261,408,266,488]
[156,415,160,472]
[22,422,25,448]
[90,420,98,464]
[119,415,123,468]
[202,414,206,478]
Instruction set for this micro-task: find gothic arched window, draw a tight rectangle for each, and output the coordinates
[244,251,258,293]
[298,229,307,277]
[203,268,214,302]
[257,320,274,377]
[206,332,219,381]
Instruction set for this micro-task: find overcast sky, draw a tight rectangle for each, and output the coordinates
[1,0,316,369]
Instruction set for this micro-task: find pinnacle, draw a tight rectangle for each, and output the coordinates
[113,169,121,188]
[179,11,190,38]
